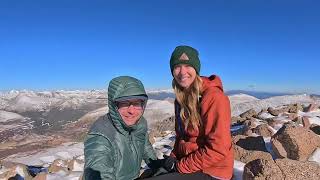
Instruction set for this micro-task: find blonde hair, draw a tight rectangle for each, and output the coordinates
[172,75,202,130]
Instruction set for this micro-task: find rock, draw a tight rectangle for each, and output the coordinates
[295,116,303,125]
[151,116,175,136]
[243,158,320,180]
[282,112,299,121]
[231,116,246,124]
[233,135,268,152]
[243,119,257,129]
[257,108,268,116]
[243,159,283,180]
[0,164,32,180]
[275,158,320,180]
[67,159,84,171]
[304,103,320,112]
[302,116,311,128]
[231,119,256,136]
[265,118,278,129]
[288,103,303,113]
[48,159,68,173]
[310,124,320,135]
[234,145,273,164]
[257,111,274,121]
[244,129,253,136]
[271,123,320,161]
[48,165,67,173]
[240,109,257,120]
[33,172,47,180]
[252,124,274,137]
[268,106,289,116]
[148,131,156,145]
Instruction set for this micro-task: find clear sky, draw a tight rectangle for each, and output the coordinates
[1,0,319,94]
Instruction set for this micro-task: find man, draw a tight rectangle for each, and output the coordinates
[84,76,157,180]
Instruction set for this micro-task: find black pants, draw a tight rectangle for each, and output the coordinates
[144,172,219,180]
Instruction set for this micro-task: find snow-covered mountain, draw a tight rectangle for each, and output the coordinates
[231,94,319,116]
[229,93,259,105]
[1,89,320,179]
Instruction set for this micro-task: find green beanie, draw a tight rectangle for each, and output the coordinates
[170,45,201,75]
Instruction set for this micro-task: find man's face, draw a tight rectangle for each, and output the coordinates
[116,99,145,126]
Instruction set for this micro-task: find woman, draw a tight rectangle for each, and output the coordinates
[148,46,234,180]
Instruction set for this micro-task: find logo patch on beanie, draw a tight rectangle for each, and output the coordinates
[179,53,189,61]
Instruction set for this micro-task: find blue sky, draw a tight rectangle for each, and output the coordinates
[1,0,319,94]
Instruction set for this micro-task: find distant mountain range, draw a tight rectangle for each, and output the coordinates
[147,89,301,100]
[225,90,294,99]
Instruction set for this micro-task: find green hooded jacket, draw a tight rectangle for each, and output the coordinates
[84,76,157,180]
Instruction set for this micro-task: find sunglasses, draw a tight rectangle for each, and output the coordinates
[115,100,145,110]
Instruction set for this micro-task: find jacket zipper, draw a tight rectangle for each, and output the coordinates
[129,131,138,167]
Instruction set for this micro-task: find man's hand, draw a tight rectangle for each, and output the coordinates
[147,155,177,173]
[161,155,177,172]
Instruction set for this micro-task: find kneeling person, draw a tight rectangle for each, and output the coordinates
[84,76,157,180]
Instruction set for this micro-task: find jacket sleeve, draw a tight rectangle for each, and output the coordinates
[143,132,157,164]
[170,115,181,158]
[170,101,181,158]
[177,94,232,173]
[84,134,116,180]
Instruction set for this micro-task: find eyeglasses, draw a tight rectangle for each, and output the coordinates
[115,100,145,110]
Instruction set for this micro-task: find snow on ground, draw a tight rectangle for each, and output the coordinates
[4,142,84,166]
[231,94,316,116]
[144,99,174,126]
[299,109,320,125]
[0,90,107,113]
[258,112,275,119]
[0,110,24,123]
[233,160,246,180]
[1,92,320,179]
[145,99,174,114]
[229,93,259,105]
[308,148,320,165]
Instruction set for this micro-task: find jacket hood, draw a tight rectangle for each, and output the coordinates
[201,75,224,93]
[107,76,148,135]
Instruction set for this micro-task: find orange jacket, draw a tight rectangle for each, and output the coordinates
[171,75,234,180]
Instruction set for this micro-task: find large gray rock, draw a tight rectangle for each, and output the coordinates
[271,123,320,161]
[253,124,274,137]
[268,106,289,116]
[240,109,257,120]
[243,158,320,180]
[288,103,303,113]
[275,158,320,180]
[243,159,283,180]
[233,135,268,152]
[234,145,273,164]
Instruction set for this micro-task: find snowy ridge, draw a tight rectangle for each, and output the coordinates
[229,93,259,105]
[0,110,24,123]
[0,90,107,113]
[146,89,174,94]
[231,94,317,116]
[144,99,174,127]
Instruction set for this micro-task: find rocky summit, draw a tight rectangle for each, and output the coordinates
[1,90,320,179]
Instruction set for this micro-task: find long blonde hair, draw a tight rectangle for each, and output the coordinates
[172,75,202,130]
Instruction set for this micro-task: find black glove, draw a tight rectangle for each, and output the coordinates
[147,158,162,169]
[161,155,177,172]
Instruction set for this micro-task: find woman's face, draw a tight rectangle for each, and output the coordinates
[173,64,196,89]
